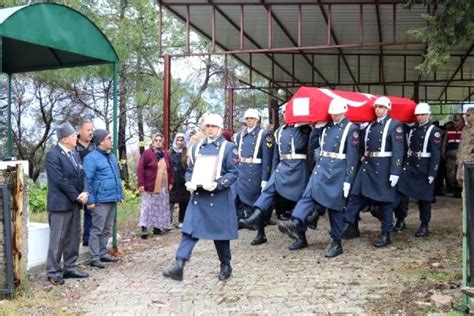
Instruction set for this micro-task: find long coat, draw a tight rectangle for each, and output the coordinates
[308,118,360,211]
[398,121,442,201]
[233,126,273,206]
[168,147,190,203]
[351,116,405,203]
[271,124,311,201]
[182,136,239,240]
[45,145,86,212]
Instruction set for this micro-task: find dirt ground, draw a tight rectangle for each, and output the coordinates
[0,195,468,314]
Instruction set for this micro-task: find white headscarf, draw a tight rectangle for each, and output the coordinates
[172,133,186,153]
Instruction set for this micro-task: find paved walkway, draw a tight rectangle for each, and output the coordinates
[67,196,462,314]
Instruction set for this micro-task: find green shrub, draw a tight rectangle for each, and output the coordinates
[28,181,47,214]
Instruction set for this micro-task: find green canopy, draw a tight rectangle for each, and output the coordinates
[0,3,118,73]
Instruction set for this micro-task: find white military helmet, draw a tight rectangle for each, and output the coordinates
[373,96,392,110]
[328,99,348,114]
[203,113,223,128]
[244,108,260,119]
[414,102,431,115]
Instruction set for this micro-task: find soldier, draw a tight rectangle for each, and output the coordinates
[278,99,359,256]
[443,114,464,197]
[162,114,239,281]
[239,108,311,247]
[456,107,474,186]
[395,103,442,237]
[343,96,405,247]
[233,109,273,222]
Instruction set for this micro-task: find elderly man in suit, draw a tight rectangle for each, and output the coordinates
[45,121,89,285]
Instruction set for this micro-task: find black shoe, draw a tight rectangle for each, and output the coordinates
[47,275,65,285]
[250,234,267,246]
[141,226,149,239]
[277,219,301,240]
[82,241,89,247]
[374,233,391,248]
[343,222,360,239]
[288,238,308,251]
[163,259,185,281]
[415,225,429,237]
[90,259,106,268]
[324,240,343,258]
[277,213,291,221]
[153,228,163,235]
[218,264,232,281]
[306,210,319,230]
[393,219,407,232]
[239,208,264,230]
[63,268,89,279]
[100,254,119,262]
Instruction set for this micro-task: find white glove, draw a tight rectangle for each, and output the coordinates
[185,181,197,192]
[260,181,268,192]
[314,122,327,128]
[428,176,435,184]
[343,182,351,198]
[389,175,399,187]
[202,182,217,192]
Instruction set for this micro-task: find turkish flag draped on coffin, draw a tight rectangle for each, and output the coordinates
[284,87,417,124]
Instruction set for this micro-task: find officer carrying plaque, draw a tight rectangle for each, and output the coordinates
[190,155,219,187]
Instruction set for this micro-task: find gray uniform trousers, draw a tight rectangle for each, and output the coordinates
[46,205,81,277]
[89,202,116,261]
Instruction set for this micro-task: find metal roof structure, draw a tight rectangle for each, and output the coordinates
[0,3,119,74]
[158,0,473,104]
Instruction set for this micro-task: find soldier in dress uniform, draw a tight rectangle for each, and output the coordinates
[395,103,442,237]
[239,108,311,246]
[278,99,360,256]
[343,96,405,247]
[233,109,273,222]
[162,114,239,282]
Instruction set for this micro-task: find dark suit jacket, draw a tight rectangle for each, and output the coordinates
[45,144,86,212]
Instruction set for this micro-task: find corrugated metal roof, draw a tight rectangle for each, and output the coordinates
[161,0,473,102]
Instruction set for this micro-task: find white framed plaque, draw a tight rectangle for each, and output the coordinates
[191,155,219,186]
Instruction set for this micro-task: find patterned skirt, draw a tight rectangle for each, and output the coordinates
[139,190,171,229]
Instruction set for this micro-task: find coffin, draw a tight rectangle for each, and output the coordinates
[285,87,417,124]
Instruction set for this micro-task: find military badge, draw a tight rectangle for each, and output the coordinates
[396,126,403,133]
[352,131,359,139]
[266,135,273,148]
[434,131,441,138]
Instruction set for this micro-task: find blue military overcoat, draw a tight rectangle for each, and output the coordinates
[234,126,273,206]
[352,116,405,203]
[270,124,310,201]
[307,118,360,211]
[182,136,239,240]
[398,121,442,201]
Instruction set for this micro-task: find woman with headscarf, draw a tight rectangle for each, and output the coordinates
[137,132,174,239]
[168,133,190,228]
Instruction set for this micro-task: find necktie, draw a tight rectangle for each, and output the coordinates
[67,151,78,169]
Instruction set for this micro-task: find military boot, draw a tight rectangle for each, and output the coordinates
[306,209,319,230]
[218,263,232,281]
[162,259,185,281]
[278,219,302,240]
[374,233,391,248]
[393,219,407,232]
[324,240,343,258]
[342,222,360,239]
[415,225,429,237]
[239,208,264,230]
[251,225,267,245]
[288,234,308,251]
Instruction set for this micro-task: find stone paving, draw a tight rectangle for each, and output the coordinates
[68,196,462,314]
